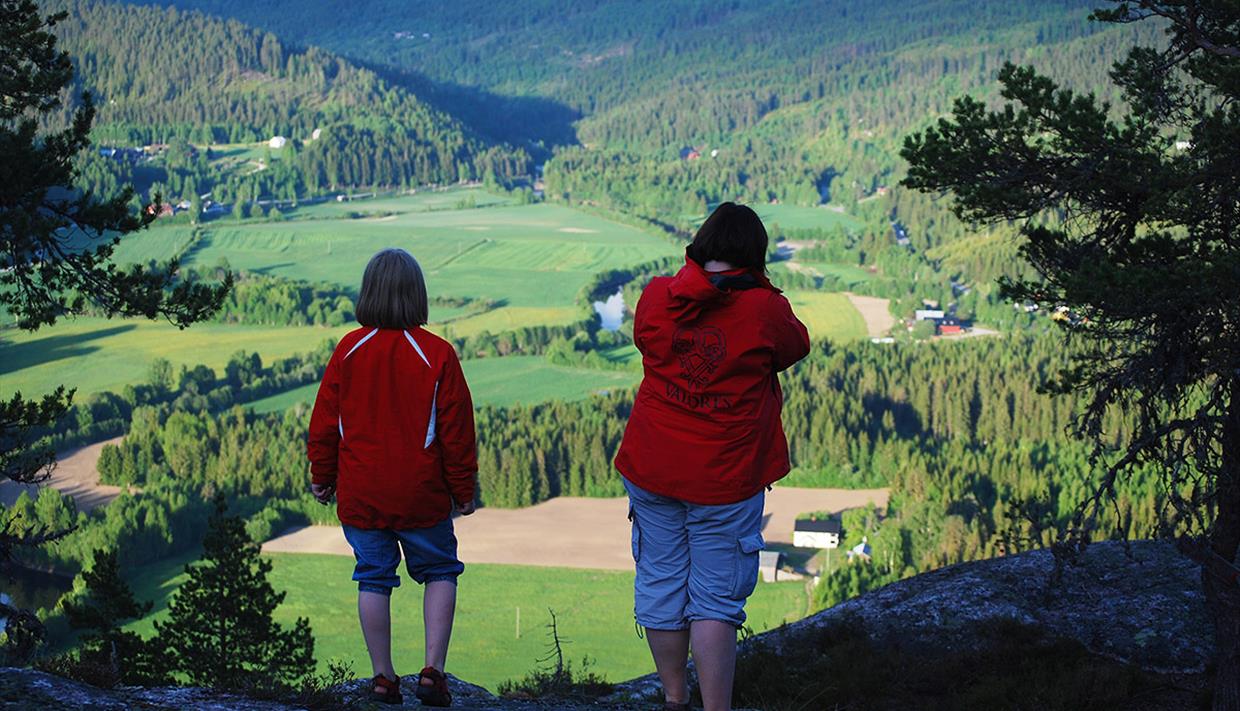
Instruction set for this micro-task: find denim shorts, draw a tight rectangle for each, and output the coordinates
[623,477,765,630]
[341,520,464,595]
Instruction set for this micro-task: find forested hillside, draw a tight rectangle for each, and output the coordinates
[122,0,1158,206]
[93,0,1164,329]
[45,0,528,206]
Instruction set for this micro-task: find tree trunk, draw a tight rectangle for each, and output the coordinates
[1208,378,1240,711]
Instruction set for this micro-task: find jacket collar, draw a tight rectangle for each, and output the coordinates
[665,256,778,321]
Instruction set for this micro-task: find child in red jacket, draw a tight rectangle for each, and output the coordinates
[307,248,478,707]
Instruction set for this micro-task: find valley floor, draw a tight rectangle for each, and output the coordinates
[262,487,890,570]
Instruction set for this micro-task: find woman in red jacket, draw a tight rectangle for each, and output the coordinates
[614,203,810,711]
[307,248,478,707]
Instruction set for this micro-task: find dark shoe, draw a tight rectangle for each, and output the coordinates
[664,703,691,711]
[370,674,402,705]
[416,666,452,707]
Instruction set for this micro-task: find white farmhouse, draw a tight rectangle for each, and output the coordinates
[268,135,287,149]
[847,536,873,563]
[915,309,945,321]
[793,517,841,549]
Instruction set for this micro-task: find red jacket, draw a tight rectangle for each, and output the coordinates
[614,257,810,505]
[307,326,478,529]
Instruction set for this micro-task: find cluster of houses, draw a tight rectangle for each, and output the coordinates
[97,146,144,164]
[757,516,872,583]
[913,300,968,336]
[143,195,225,219]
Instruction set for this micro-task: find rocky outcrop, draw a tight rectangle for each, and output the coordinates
[0,541,1209,709]
[761,539,1210,675]
[0,668,554,710]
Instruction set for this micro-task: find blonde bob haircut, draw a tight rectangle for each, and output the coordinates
[355,248,429,329]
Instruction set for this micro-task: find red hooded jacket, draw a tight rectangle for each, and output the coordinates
[614,257,811,505]
[307,326,478,529]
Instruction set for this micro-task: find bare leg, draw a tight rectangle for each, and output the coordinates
[422,580,457,681]
[691,620,737,711]
[647,628,692,705]
[358,590,395,689]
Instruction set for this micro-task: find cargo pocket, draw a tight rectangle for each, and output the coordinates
[628,505,641,563]
[729,533,764,599]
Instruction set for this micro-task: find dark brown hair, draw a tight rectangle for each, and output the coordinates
[686,202,769,271]
[355,248,429,329]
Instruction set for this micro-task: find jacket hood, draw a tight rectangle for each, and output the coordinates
[665,255,779,322]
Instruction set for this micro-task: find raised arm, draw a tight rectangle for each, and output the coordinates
[436,349,478,509]
[764,291,811,372]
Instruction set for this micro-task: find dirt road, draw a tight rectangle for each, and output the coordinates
[0,436,126,512]
[262,487,890,570]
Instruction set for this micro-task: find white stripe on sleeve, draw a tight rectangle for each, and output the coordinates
[425,381,438,448]
[403,330,432,367]
[344,328,379,358]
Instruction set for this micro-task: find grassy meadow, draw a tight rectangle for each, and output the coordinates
[440,305,583,339]
[0,317,349,398]
[783,291,869,342]
[113,198,681,309]
[793,261,877,288]
[680,203,864,233]
[286,189,513,218]
[755,203,865,232]
[121,551,810,692]
[3,195,677,405]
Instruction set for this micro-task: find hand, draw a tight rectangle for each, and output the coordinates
[311,483,336,505]
[457,499,476,516]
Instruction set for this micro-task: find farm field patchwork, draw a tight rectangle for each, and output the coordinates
[112,200,680,309]
[0,317,349,399]
[120,552,809,692]
[284,188,513,219]
[782,291,869,342]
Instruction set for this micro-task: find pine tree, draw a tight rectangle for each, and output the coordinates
[902,2,1240,707]
[60,548,165,686]
[0,0,229,660]
[154,496,315,689]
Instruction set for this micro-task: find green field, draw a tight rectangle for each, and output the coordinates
[285,188,513,219]
[783,291,868,342]
[113,200,680,310]
[755,204,865,232]
[247,355,642,412]
[441,305,582,339]
[205,141,281,163]
[122,552,810,692]
[795,261,876,287]
[680,204,864,233]
[0,318,349,398]
[461,356,640,406]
